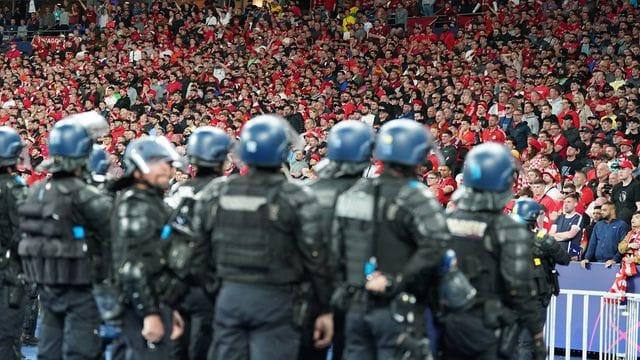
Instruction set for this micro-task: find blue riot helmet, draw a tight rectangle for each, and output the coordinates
[187,126,232,167]
[122,136,184,177]
[88,145,111,176]
[327,121,374,162]
[49,119,93,158]
[374,119,433,166]
[453,143,518,211]
[42,118,93,173]
[0,126,23,167]
[64,111,109,141]
[462,143,516,192]
[512,198,543,223]
[239,114,296,167]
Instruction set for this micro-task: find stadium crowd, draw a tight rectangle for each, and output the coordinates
[1,0,640,271]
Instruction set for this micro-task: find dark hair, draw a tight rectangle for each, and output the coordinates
[516,187,533,198]
[565,192,580,201]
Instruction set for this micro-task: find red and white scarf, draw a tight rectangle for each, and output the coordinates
[607,232,640,303]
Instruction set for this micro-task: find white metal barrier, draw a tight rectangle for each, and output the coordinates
[545,290,640,359]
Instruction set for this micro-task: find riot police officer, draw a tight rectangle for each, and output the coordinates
[300,120,375,360]
[332,118,448,359]
[194,114,334,360]
[18,118,112,359]
[511,198,570,360]
[166,126,232,209]
[110,136,186,360]
[440,143,546,360]
[0,127,28,360]
[167,126,232,360]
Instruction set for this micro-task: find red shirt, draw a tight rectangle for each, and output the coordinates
[558,110,580,128]
[553,134,568,159]
[166,81,182,94]
[439,176,457,204]
[577,186,594,214]
[6,48,21,59]
[537,194,559,231]
[481,127,506,143]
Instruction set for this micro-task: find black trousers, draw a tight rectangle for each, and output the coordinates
[22,283,39,340]
[343,307,404,360]
[0,277,25,360]
[120,306,173,360]
[209,283,300,360]
[173,286,214,360]
[298,307,345,360]
[38,286,102,360]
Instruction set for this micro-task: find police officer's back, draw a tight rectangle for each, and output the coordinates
[110,136,186,360]
[18,119,112,360]
[195,115,334,360]
[333,119,448,359]
[0,127,28,360]
[441,143,545,360]
[511,198,570,360]
[301,121,374,360]
[167,126,232,360]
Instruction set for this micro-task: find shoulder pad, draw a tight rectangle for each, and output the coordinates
[76,184,111,209]
[114,196,159,239]
[195,176,228,203]
[166,184,195,209]
[5,176,28,203]
[282,181,316,207]
[538,232,559,248]
[116,189,163,218]
[335,189,375,221]
[494,214,531,245]
[334,178,376,220]
[510,213,526,224]
[78,183,106,198]
[53,177,86,195]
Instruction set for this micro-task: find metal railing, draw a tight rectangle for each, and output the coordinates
[545,289,640,359]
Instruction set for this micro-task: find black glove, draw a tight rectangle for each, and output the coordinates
[532,332,546,360]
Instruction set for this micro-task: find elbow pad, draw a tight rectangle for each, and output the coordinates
[496,221,534,291]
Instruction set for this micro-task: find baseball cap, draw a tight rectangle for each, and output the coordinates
[580,124,594,132]
[618,160,634,169]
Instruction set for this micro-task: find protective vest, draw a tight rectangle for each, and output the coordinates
[334,178,413,286]
[18,178,93,285]
[444,211,501,306]
[213,176,302,285]
[164,176,219,286]
[310,177,358,251]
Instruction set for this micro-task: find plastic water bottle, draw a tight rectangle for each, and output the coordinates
[364,256,377,279]
[442,249,457,273]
